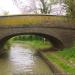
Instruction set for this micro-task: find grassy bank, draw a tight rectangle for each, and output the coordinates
[10,40,52,49]
[56,47,75,65]
[6,35,52,50]
[5,35,75,73]
[42,44,75,73]
[42,52,75,73]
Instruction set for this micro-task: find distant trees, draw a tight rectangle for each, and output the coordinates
[0,8,9,16]
[13,0,66,15]
[37,0,52,14]
[65,0,75,17]
[13,0,51,14]
[3,11,9,15]
[12,35,45,41]
[13,0,37,14]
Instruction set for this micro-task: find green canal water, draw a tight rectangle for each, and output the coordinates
[0,43,53,75]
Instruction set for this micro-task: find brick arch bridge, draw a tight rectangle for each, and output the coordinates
[0,15,75,51]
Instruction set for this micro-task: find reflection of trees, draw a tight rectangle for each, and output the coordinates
[13,0,66,15]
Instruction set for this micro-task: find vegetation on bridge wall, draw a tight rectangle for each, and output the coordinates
[0,15,75,26]
[65,0,75,17]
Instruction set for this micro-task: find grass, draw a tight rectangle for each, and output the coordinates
[5,36,75,73]
[7,36,53,50]
[42,44,75,73]
[10,40,52,49]
[56,47,75,60]
[55,46,75,68]
[43,52,75,73]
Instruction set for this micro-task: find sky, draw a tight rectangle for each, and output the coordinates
[0,0,66,15]
[0,0,21,15]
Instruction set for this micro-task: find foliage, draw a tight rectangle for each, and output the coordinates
[44,52,75,73]
[10,35,52,49]
[3,40,11,50]
[39,0,51,14]
[65,0,75,17]
[42,42,75,73]
[56,46,75,61]
[13,0,65,14]
[12,35,44,41]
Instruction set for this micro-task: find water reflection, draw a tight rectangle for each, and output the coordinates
[0,43,53,75]
[9,44,34,73]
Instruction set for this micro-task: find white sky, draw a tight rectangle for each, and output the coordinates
[0,0,66,15]
[0,0,21,15]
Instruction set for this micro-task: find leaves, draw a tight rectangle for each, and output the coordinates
[65,0,75,17]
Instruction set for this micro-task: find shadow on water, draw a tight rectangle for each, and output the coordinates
[0,52,9,59]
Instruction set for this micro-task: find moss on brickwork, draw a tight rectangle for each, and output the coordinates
[0,15,75,26]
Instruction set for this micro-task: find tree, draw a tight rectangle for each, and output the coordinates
[13,0,37,14]
[13,0,65,15]
[13,0,54,14]
[65,0,75,17]
[39,0,65,14]
[3,11,9,15]
[38,0,52,14]
[0,8,9,16]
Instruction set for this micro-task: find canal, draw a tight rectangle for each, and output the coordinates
[0,43,53,75]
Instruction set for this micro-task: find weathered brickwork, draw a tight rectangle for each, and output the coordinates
[0,15,75,50]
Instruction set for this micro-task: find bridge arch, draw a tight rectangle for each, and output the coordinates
[0,32,64,50]
[0,15,75,51]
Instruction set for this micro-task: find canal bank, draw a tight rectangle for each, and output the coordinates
[38,50,67,75]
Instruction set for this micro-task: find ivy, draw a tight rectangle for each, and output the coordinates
[65,0,75,17]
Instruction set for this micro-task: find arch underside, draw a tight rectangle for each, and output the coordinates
[0,32,64,50]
